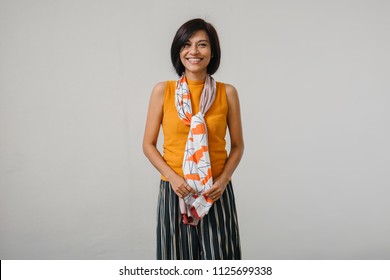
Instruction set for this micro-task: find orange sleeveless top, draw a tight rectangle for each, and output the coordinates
[161,79,228,181]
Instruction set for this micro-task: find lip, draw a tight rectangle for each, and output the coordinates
[186,57,203,64]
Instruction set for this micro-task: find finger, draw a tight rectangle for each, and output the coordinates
[182,188,191,197]
[202,189,211,195]
[204,192,214,198]
[203,185,218,195]
[184,184,196,195]
[205,192,215,199]
[177,188,186,198]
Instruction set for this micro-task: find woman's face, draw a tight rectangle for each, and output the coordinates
[180,30,212,78]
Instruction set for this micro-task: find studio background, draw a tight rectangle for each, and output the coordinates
[1,0,389,259]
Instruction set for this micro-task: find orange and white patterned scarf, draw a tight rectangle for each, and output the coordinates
[175,74,216,226]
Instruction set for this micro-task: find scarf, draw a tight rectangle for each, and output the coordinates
[175,74,216,226]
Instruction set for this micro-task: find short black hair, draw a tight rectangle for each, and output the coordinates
[171,18,221,76]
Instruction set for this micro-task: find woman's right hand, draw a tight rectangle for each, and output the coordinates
[143,82,195,199]
[168,173,196,198]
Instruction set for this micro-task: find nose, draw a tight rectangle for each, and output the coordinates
[189,44,199,55]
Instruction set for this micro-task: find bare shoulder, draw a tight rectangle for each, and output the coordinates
[224,83,239,103]
[149,81,166,103]
[151,81,166,96]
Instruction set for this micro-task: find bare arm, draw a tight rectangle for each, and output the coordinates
[142,82,195,198]
[203,84,244,200]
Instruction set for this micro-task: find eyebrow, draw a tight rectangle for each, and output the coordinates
[186,39,210,43]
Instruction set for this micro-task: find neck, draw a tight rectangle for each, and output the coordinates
[184,70,207,81]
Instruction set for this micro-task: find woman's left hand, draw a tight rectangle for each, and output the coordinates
[202,177,229,201]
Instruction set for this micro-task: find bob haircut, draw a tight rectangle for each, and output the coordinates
[171,18,221,76]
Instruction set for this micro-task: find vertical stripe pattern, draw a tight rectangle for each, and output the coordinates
[157,180,241,260]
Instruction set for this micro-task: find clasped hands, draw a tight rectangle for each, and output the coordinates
[169,174,228,201]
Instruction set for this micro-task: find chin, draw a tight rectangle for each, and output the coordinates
[185,65,207,73]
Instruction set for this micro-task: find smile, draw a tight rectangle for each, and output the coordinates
[186,58,203,64]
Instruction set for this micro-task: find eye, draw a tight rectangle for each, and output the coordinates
[198,43,208,47]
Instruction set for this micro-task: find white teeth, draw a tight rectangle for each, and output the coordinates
[187,58,202,62]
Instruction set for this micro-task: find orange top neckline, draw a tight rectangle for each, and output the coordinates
[186,79,205,86]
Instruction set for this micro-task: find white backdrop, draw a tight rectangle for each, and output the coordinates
[1,0,389,259]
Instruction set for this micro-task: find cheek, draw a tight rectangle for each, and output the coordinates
[180,52,187,63]
[203,56,212,66]
[204,50,212,61]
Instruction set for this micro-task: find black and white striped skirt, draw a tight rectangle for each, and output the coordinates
[156,180,241,260]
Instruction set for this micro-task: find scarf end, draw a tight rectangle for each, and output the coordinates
[179,193,213,226]
[181,206,201,226]
[182,213,199,226]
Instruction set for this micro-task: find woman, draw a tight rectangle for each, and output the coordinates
[143,18,244,260]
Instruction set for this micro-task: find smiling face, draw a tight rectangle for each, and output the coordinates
[179,30,212,80]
